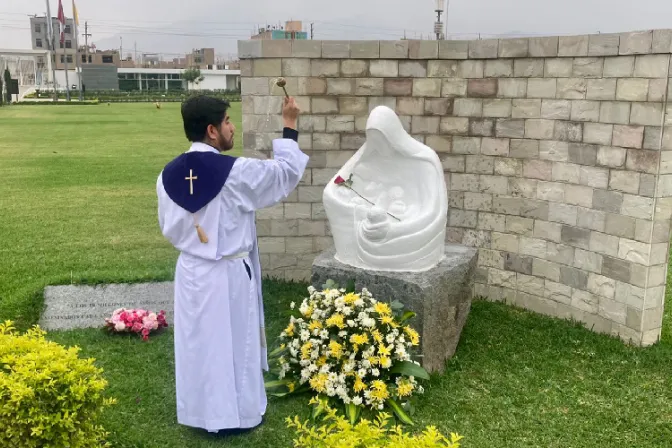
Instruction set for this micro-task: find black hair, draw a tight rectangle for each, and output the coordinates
[180,95,230,142]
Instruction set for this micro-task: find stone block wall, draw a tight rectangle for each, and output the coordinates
[238,30,672,345]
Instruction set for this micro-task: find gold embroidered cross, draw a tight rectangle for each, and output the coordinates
[185,169,197,195]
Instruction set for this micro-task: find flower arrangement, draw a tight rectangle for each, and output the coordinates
[266,280,429,425]
[104,308,168,341]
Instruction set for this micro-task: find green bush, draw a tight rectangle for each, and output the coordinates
[0,321,116,447]
[286,397,464,448]
[24,88,241,103]
[15,100,100,106]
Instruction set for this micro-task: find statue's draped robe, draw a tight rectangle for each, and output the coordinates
[156,136,308,431]
[322,106,447,272]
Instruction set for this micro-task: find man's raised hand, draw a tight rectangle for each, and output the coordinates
[282,96,300,130]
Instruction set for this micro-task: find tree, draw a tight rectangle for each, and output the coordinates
[3,69,11,104]
[182,67,204,90]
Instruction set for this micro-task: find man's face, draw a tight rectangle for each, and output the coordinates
[209,113,235,151]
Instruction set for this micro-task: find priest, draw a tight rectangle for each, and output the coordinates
[156,94,307,433]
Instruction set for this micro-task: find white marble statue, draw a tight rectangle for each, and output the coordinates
[322,105,448,272]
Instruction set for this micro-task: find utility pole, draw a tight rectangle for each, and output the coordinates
[310,22,314,39]
[434,0,446,40]
[45,0,58,100]
[83,21,91,62]
[120,36,123,62]
[73,15,83,100]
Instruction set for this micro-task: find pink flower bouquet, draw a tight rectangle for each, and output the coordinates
[105,308,168,341]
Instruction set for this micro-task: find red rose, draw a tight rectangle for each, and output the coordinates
[334,176,345,185]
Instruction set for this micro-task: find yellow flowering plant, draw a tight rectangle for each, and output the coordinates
[265,280,429,425]
[286,397,464,448]
[0,321,116,447]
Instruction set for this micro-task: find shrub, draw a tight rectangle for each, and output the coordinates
[286,398,463,448]
[0,321,116,447]
[15,100,100,106]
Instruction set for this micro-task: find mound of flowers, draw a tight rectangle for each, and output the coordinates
[266,280,429,425]
[104,308,168,341]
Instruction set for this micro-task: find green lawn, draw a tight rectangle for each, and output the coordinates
[1,103,672,447]
[0,102,241,329]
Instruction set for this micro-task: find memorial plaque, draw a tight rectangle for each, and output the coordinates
[39,282,174,331]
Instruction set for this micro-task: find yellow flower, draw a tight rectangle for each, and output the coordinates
[371,329,384,344]
[374,302,392,315]
[329,340,343,358]
[301,342,313,360]
[396,379,414,397]
[308,320,323,333]
[343,293,359,305]
[284,322,295,337]
[309,373,329,393]
[288,382,296,393]
[378,344,391,357]
[316,356,327,367]
[380,315,399,328]
[404,326,420,346]
[326,313,346,329]
[380,356,392,369]
[354,376,367,392]
[302,305,314,318]
[370,380,389,401]
[350,333,369,346]
[368,356,380,366]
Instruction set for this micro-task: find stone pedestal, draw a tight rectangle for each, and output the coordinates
[311,244,478,374]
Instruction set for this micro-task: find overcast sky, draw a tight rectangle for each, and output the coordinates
[2,0,672,59]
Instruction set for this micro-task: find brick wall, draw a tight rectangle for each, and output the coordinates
[238,30,672,345]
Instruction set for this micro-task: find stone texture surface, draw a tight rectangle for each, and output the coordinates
[239,29,672,347]
[311,245,478,373]
[40,283,174,330]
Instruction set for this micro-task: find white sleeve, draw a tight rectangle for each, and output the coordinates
[227,138,309,211]
[156,175,166,231]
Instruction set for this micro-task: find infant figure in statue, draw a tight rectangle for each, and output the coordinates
[322,105,448,272]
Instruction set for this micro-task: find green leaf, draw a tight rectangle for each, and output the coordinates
[268,391,291,398]
[390,300,405,311]
[390,361,430,381]
[268,345,288,359]
[399,311,416,323]
[322,279,338,290]
[264,379,291,389]
[386,398,414,425]
[345,403,361,425]
[345,279,356,293]
[312,395,329,420]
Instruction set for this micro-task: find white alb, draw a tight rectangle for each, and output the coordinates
[157,139,308,432]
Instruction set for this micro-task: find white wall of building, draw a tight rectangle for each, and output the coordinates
[54,69,79,91]
[117,68,239,92]
[190,73,239,91]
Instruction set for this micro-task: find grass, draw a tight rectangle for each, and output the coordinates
[0,102,241,329]
[1,103,672,447]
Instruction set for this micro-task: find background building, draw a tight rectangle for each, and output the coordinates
[117,68,240,92]
[30,15,77,70]
[252,20,308,40]
[4,14,241,97]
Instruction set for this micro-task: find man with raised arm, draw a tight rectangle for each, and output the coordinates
[156,95,307,433]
